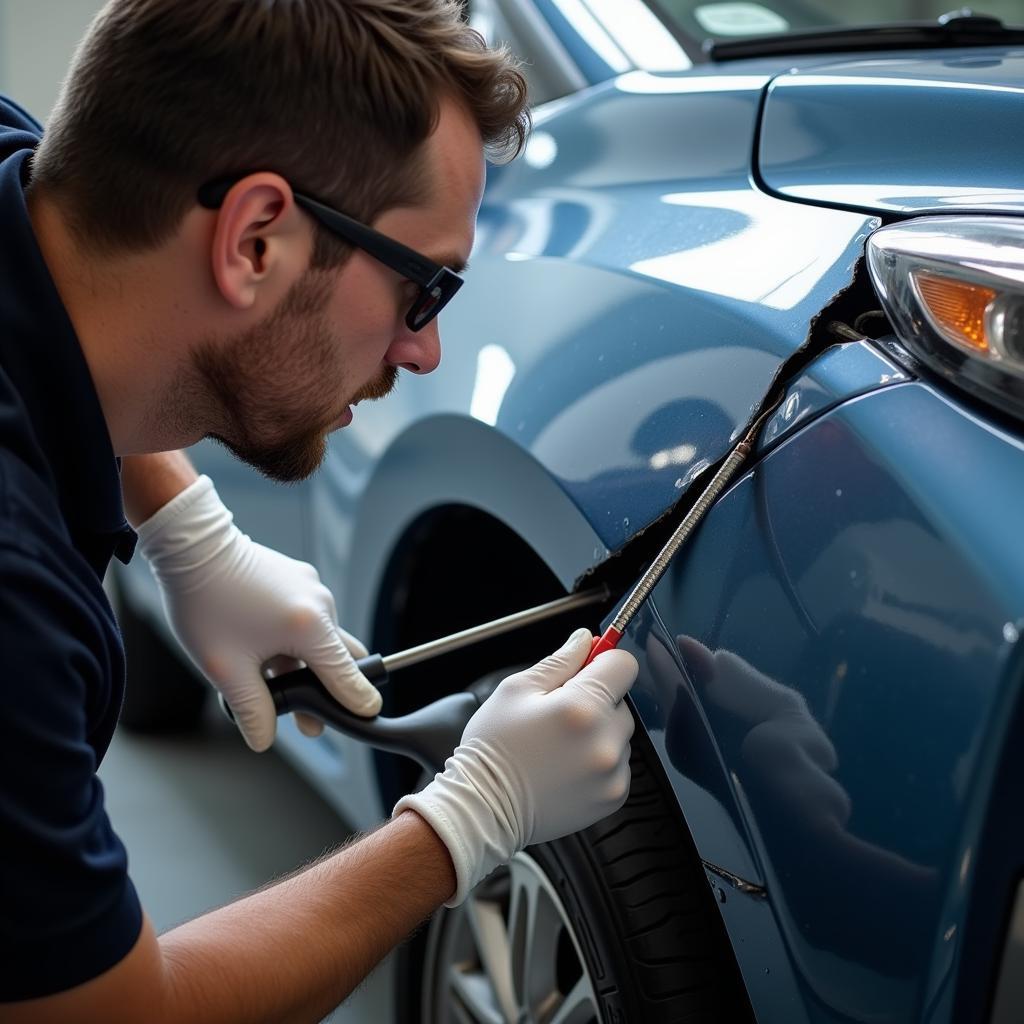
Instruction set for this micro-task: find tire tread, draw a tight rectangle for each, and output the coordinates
[562,731,755,1023]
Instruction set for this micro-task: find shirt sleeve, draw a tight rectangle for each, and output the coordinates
[0,94,42,134]
[0,544,143,1001]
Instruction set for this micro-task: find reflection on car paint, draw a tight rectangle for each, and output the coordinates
[632,191,877,311]
[760,54,1024,216]
[113,28,1024,1020]
[757,339,909,453]
[628,383,1024,1021]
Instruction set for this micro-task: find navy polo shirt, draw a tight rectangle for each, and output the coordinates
[0,97,143,1000]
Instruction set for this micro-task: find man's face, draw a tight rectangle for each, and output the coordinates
[196,97,485,482]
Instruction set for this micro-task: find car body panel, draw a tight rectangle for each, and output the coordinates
[116,63,882,833]
[626,381,1024,1022]
[281,73,879,830]
[303,340,916,831]
[759,48,1024,215]
[757,339,909,452]
[317,71,878,566]
[111,11,1024,1017]
[305,414,614,827]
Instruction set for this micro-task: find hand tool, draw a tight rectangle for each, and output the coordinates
[220,586,610,770]
[223,385,785,769]
[584,394,784,665]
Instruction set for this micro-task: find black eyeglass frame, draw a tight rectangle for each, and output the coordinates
[197,177,464,332]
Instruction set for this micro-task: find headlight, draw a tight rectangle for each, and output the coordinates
[866,217,1024,420]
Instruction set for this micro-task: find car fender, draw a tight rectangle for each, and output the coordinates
[320,413,607,641]
[639,381,1024,1021]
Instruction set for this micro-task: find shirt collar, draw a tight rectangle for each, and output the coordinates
[0,144,136,560]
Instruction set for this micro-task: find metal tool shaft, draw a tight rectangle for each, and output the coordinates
[222,585,612,765]
[610,443,752,635]
[605,388,787,642]
[384,585,610,673]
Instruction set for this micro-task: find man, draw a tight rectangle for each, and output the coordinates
[0,1,638,1020]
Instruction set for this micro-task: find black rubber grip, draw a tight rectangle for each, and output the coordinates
[220,664,477,772]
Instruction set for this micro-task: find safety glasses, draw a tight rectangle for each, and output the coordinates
[197,177,464,332]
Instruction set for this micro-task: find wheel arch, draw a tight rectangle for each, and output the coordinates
[340,413,609,643]
[334,414,613,804]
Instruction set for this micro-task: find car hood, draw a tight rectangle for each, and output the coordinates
[758,47,1024,215]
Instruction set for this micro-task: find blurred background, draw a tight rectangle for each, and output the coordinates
[0,0,96,117]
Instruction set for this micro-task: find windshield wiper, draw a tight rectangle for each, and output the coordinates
[707,11,1024,61]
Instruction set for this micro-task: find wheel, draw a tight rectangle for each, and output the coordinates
[423,851,601,1023]
[400,722,754,1023]
[114,588,208,734]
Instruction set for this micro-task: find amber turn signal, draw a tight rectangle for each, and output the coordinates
[867,217,1024,422]
[912,271,996,353]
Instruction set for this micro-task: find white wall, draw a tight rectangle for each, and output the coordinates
[0,0,103,122]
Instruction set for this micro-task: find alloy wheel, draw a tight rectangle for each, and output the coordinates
[422,850,601,1024]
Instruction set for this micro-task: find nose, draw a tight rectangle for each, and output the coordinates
[385,319,441,375]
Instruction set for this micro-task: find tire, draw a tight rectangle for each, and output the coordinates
[399,722,754,1023]
[115,592,208,734]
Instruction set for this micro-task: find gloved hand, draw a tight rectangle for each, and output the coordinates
[394,628,638,905]
[135,475,381,751]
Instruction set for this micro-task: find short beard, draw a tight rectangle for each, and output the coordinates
[213,424,327,485]
[192,272,340,483]
[352,363,398,405]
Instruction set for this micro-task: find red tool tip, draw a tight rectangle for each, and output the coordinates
[584,626,622,666]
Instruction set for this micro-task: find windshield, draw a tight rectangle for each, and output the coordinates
[649,1,1023,44]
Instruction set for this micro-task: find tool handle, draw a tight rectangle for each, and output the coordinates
[220,662,477,772]
[584,626,623,666]
[220,653,386,721]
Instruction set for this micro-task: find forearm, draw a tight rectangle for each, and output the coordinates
[121,450,199,526]
[6,811,454,1023]
[159,810,455,1023]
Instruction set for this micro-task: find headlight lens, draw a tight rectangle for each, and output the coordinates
[867,217,1024,419]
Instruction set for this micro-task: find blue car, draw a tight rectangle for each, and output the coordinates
[115,3,1024,1021]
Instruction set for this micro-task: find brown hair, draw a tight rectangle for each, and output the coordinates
[30,0,529,264]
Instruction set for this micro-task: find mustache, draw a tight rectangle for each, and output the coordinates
[351,365,399,404]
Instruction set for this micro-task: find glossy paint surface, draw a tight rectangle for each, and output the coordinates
[285,67,880,829]
[316,69,878,586]
[757,338,908,453]
[760,48,1024,214]
[627,381,1024,1022]
[111,22,1024,1020]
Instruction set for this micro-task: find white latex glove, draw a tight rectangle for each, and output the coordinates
[135,475,381,751]
[395,628,638,905]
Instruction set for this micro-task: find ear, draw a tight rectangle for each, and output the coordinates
[208,172,308,310]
